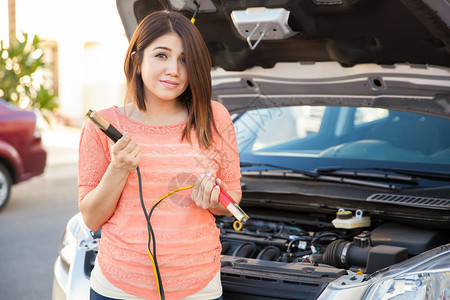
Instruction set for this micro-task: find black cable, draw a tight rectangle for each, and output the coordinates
[311,232,340,247]
[137,166,165,300]
[85,111,166,298]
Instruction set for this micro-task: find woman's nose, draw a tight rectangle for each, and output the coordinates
[165,59,179,76]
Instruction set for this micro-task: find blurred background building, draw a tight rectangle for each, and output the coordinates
[1,0,129,127]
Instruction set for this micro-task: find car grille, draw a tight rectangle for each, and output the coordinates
[367,193,450,210]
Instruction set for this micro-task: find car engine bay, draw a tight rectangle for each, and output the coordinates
[216,208,449,299]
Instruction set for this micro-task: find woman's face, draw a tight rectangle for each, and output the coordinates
[140,33,189,105]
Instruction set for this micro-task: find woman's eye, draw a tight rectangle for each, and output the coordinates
[180,57,186,63]
[155,53,167,59]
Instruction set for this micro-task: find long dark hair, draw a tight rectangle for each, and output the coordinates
[124,10,218,149]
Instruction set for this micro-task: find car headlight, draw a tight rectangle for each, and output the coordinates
[58,213,92,269]
[363,272,449,299]
[58,215,80,270]
[363,245,450,300]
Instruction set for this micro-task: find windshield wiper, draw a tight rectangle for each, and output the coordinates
[240,162,319,178]
[374,168,450,182]
[240,162,405,190]
[317,166,450,182]
[314,167,418,184]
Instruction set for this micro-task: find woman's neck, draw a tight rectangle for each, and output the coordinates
[127,100,188,126]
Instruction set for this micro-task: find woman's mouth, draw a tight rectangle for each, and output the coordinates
[160,80,179,89]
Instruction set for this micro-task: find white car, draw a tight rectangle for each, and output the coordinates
[53,1,450,299]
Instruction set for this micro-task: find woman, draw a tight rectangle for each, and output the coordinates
[78,10,241,300]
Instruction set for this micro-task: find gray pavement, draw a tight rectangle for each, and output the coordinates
[0,125,82,300]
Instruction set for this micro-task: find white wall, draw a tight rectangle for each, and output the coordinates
[0,0,129,127]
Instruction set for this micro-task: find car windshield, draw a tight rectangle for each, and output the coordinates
[235,106,450,172]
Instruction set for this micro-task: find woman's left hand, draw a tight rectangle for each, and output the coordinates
[191,172,241,216]
[191,172,221,210]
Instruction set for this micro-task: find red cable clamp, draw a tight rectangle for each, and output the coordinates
[218,189,249,223]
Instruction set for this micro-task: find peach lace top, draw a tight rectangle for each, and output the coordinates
[78,101,241,299]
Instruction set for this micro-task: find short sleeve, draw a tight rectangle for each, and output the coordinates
[78,119,111,203]
[212,101,242,194]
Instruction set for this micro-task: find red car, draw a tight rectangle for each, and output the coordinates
[0,98,47,210]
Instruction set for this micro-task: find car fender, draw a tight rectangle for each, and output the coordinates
[0,140,23,183]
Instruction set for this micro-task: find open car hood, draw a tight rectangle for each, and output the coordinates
[117,0,450,117]
[117,0,450,70]
[210,62,450,117]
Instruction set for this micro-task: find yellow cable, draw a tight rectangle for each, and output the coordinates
[147,245,162,298]
[146,184,195,299]
[155,184,195,205]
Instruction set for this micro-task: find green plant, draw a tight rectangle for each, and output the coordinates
[0,33,58,122]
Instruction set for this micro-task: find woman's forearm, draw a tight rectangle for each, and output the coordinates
[79,133,141,231]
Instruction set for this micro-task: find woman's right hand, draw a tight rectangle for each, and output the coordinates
[110,133,142,173]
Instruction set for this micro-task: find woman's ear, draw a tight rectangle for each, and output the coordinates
[131,51,141,75]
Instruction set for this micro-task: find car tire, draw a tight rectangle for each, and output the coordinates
[0,163,12,211]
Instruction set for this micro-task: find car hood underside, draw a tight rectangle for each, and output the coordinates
[119,0,450,71]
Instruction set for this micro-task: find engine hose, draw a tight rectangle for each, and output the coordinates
[256,246,281,261]
[233,242,257,258]
[221,241,232,255]
[322,239,350,269]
